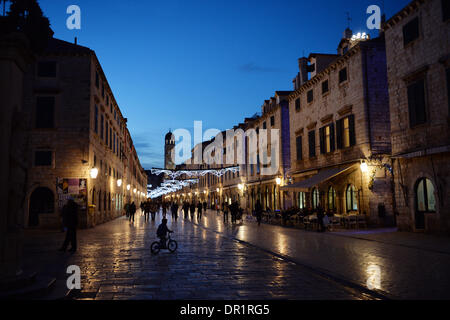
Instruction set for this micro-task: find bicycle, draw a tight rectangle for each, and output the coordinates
[151,233,177,254]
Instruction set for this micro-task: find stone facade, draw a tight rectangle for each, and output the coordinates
[285,32,394,226]
[0,33,33,279]
[23,38,147,229]
[384,0,450,233]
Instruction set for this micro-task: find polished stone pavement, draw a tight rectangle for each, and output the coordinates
[21,209,450,300]
[22,210,368,300]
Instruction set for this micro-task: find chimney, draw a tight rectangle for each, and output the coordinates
[298,57,309,86]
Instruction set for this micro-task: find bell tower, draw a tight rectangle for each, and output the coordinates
[164,131,175,170]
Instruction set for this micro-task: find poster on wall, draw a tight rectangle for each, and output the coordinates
[57,178,87,210]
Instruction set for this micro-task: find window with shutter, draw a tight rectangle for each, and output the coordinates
[270,116,275,126]
[37,61,56,77]
[339,68,348,83]
[349,115,356,146]
[407,79,427,127]
[336,119,343,149]
[296,136,302,161]
[34,151,52,166]
[94,105,98,134]
[403,17,419,46]
[319,127,325,154]
[36,97,55,128]
[307,89,314,103]
[100,114,104,139]
[308,130,316,158]
[295,98,301,112]
[330,123,335,151]
[322,80,329,94]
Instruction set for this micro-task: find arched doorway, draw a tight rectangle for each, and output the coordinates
[29,187,54,227]
[415,178,436,230]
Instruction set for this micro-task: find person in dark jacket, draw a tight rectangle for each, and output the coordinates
[59,199,79,253]
[156,218,173,248]
[203,201,207,212]
[230,201,239,223]
[189,202,196,219]
[255,200,263,226]
[183,202,189,219]
[171,202,179,221]
[129,202,136,222]
[197,202,203,220]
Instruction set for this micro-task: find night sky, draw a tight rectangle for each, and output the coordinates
[37,0,410,169]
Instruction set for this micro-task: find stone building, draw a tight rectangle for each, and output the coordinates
[243,91,292,212]
[383,0,450,233]
[23,37,147,229]
[282,30,395,226]
[0,32,33,281]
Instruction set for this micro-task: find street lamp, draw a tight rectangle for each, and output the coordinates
[216,188,220,193]
[117,179,122,187]
[238,183,244,191]
[360,160,368,173]
[276,177,282,185]
[127,184,131,191]
[90,167,99,179]
[133,188,137,194]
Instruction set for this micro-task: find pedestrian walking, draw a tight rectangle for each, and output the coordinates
[58,199,79,253]
[183,202,189,219]
[255,200,263,226]
[171,202,179,221]
[190,202,196,219]
[203,201,207,213]
[223,203,229,223]
[197,202,203,221]
[124,202,130,218]
[144,200,150,221]
[129,201,136,222]
[230,201,238,223]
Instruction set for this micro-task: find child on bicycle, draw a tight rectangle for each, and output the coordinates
[156,218,173,248]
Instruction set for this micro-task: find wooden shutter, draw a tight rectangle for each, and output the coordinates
[349,115,356,146]
[319,127,325,154]
[296,136,302,161]
[408,79,426,127]
[330,123,335,152]
[308,131,316,158]
[336,119,343,149]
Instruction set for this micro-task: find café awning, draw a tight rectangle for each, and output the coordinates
[281,165,356,192]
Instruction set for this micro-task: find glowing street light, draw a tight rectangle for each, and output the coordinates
[133,188,137,194]
[90,167,99,179]
[238,183,244,190]
[360,160,368,173]
[276,177,282,185]
[117,179,122,187]
[127,184,131,191]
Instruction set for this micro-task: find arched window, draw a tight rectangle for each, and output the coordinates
[312,188,319,209]
[346,184,358,212]
[416,178,436,212]
[297,192,305,209]
[328,186,336,211]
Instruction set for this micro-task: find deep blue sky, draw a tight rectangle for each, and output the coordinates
[37,0,409,169]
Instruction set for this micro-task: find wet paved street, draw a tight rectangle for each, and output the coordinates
[192,211,450,299]
[22,210,370,300]
[22,208,450,300]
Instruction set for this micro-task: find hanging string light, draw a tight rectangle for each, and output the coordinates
[150,166,240,180]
